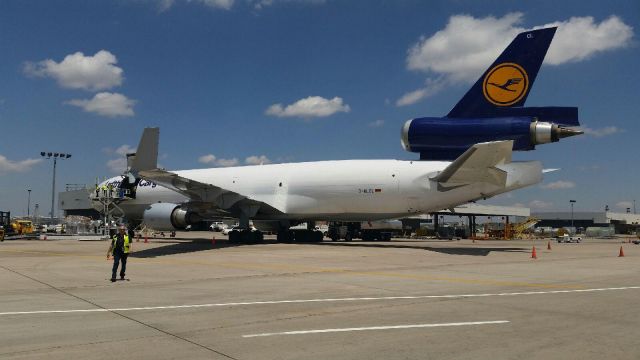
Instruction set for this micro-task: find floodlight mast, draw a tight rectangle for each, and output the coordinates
[40,152,72,221]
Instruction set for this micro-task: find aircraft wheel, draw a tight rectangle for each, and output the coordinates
[229,231,240,243]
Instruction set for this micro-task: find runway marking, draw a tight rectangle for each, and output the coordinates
[242,320,510,338]
[1,286,638,317]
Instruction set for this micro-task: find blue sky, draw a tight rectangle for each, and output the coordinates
[0,0,638,216]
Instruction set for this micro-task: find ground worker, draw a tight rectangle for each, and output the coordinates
[107,224,131,282]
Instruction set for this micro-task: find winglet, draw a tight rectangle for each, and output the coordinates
[131,127,159,172]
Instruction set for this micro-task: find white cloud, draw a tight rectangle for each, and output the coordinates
[616,201,633,210]
[115,144,136,156]
[106,158,127,174]
[368,119,385,128]
[198,0,234,9]
[198,154,239,167]
[105,144,136,173]
[266,96,350,118]
[66,92,136,117]
[24,50,124,91]
[539,16,633,65]
[529,200,553,209]
[198,154,217,164]
[582,126,623,137]
[158,0,234,11]
[245,155,271,165]
[400,13,633,105]
[0,155,41,173]
[251,0,325,10]
[540,180,576,190]
[215,158,239,167]
[407,13,523,82]
[396,89,428,107]
[396,77,446,106]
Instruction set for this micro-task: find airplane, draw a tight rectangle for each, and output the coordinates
[91,26,582,243]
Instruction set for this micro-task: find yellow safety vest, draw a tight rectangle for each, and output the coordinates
[111,234,130,254]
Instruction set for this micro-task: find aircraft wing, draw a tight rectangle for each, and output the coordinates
[431,140,513,188]
[131,128,280,216]
[138,168,248,207]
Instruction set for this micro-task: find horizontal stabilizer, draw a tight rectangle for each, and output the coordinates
[431,140,513,187]
[486,106,580,126]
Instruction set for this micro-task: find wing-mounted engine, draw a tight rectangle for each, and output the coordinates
[142,203,201,230]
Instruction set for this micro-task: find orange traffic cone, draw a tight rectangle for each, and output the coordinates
[531,246,537,259]
[547,240,551,251]
[619,246,625,257]
[212,236,216,246]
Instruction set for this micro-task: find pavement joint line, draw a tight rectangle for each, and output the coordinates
[1,286,638,317]
[241,320,510,338]
[0,264,239,360]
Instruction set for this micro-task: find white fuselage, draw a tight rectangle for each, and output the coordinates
[94,159,541,222]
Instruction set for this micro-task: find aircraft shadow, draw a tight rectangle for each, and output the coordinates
[130,240,254,258]
[305,241,527,256]
[129,238,527,258]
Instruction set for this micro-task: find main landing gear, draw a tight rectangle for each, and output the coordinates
[228,229,264,244]
[277,229,324,243]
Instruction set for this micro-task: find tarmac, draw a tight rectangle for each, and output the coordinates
[1,233,639,359]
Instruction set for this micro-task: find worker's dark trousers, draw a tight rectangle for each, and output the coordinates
[112,253,128,279]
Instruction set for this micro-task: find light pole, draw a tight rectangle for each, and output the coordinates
[27,189,31,217]
[40,152,72,221]
[569,200,576,229]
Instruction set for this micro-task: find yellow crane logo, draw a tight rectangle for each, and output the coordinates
[483,63,529,106]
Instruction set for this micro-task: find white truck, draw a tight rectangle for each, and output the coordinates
[556,234,582,243]
[328,220,403,242]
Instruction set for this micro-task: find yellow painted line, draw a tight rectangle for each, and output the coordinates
[0,248,582,289]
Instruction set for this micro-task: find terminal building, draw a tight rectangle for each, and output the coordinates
[533,211,640,234]
[58,187,100,219]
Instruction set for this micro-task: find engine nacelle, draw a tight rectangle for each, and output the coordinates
[401,116,582,160]
[142,203,199,231]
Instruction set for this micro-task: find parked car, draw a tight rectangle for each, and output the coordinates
[222,226,240,235]
[222,225,257,235]
[556,234,582,243]
[210,222,227,232]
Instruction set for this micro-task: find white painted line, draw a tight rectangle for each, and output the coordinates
[242,320,510,338]
[1,286,638,317]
